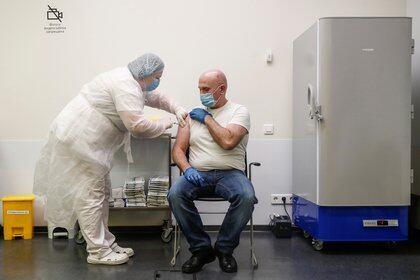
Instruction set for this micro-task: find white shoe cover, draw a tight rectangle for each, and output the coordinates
[87,251,129,265]
[111,243,135,257]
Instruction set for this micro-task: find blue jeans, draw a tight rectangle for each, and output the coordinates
[167,169,258,255]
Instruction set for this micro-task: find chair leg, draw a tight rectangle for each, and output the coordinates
[250,215,258,269]
[170,220,181,267]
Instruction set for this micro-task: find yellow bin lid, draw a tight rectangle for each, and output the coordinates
[2,194,35,202]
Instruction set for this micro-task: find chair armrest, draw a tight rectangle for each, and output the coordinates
[248,162,261,181]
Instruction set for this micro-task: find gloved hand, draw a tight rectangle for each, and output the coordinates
[160,116,174,130]
[175,107,188,127]
[189,108,212,124]
[183,167,205,187]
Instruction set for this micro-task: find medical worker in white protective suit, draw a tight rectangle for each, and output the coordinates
[33,53,188,265]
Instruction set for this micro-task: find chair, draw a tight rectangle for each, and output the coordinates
[170,156,261,269]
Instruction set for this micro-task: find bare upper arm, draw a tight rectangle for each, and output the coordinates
[226,123,248,147]
[174,116,191,153]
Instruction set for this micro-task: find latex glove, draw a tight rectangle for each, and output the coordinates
[160,116,174,130]
[183,167,205,187]
[175,107,188,127]
[189,108,212,124]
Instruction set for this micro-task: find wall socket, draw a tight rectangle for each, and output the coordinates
[271,194,293,205]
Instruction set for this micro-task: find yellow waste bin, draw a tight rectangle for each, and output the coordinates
[2,194,35,240]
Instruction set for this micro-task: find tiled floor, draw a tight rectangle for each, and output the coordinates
[1,230,420,280]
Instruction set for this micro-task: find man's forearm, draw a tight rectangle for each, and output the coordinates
[204,116,235,150]
[172,146,191,172]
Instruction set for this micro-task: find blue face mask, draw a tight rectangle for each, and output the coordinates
[200,86,222,108]
[200,92,216,107]
[145,78,160,92]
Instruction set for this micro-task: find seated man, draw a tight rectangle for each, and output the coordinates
[168,69,258,274]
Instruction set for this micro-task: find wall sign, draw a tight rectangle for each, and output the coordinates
[44,5,66,34]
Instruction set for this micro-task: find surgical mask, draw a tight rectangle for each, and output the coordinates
[200,86,222,108]
[145,78,160,92]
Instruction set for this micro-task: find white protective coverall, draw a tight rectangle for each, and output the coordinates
[33,66,185,258]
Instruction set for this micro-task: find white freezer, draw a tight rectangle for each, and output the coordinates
[293,17,413,207]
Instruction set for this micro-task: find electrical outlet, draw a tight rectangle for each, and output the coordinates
[271,194,293,205]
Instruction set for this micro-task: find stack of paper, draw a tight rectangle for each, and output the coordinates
[147,176,170,207]
[112,198,126,208]
[124,177,146,207]
[110,186,125,208]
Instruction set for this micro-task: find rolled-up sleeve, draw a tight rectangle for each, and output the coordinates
[229,106,251,133]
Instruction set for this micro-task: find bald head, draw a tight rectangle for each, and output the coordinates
[199,69,227,87]
[198,69,228,108]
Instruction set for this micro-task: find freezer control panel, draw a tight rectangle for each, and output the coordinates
[362,219,399,227]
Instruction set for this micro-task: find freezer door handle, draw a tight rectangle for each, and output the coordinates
[307,85,316,119]
[411,38,415,55]
[307,85,323,121]
[308,86,314,119]
[315,105,323,121]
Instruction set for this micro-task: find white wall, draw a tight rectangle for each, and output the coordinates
[0,0,407,226]
[0,0,407,139]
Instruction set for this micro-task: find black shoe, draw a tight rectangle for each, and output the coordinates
[181,248,216,274]
[214,248,238,273]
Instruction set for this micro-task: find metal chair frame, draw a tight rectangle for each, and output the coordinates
[170,158,261,269]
